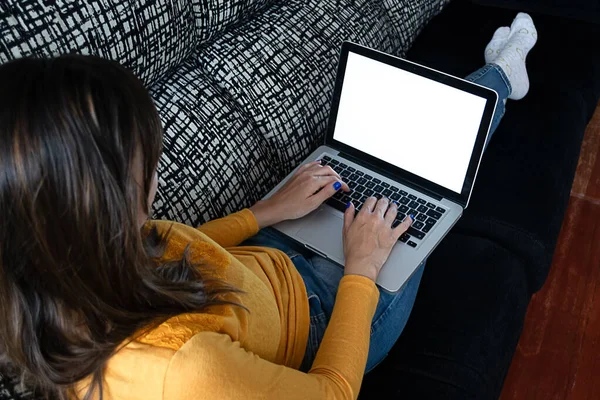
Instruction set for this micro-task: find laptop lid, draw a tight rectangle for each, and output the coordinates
[325,41,498,208]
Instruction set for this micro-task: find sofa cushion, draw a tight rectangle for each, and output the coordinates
[0,0,197,86]
[150,58,279,225]
[360,234,531,399]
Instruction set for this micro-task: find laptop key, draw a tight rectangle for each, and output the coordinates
[400,190,408,196]
[374,193,383,200]
[399,197,410,205]
[330,159,339,165]
[364,189,375,197]
[347,166,356,172]
[399,205,409,213]
[399,233,409,243]
[360,195,368,203]
[357,177,367,185]
[422,225,432,233]
[417,205,428,213]
[407,240,418,248]
[413,221,425,230]
[436,206,446,213]
[391,186,399,192]
[426,209,442,220]
[342,195,352,203]
[381,182,390,188]
[427,202,436,209]
[373,185,384,192]
[349,173,359,181]
[348,181,357,189]
[417,198,426,205]
[408,209,418,216]
[408,194,417,200]
[366,181,375,189]
[340,163,348,168]
[392,219,401,228]
[341,170,351,178]
[364,174,373,180]
[390,193,401,201]
[356,171,364,176]
[355,185,365,193]
[333,191,344,200]
[351,191,362,200]
[408,200,419,209]
[407,227,425,239]
[372,178,381,184]
[383,189,393,197]
[396,213,405,221]
[416,214,427,222]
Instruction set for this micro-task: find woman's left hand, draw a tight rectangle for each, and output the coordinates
[250,161,351,229]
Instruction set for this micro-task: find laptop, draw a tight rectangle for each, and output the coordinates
[263,41,498,292]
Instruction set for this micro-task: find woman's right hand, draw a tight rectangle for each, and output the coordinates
[342,197,413,282]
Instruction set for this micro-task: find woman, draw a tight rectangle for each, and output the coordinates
[0,14,536,400]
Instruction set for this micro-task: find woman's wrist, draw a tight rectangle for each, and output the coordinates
[344,260,379,282]
[249,199,284,229]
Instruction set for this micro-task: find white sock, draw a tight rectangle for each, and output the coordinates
[493,13,538,100]
[485,26,510,64]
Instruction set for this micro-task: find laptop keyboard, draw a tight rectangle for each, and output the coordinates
[320,155,446,248]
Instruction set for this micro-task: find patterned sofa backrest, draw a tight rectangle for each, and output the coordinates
[191,0,276,43]
[0,0,198,86]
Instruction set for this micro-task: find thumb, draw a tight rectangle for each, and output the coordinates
[343,200,355,234]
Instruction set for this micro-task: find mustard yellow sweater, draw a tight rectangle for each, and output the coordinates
[76,209,380,399]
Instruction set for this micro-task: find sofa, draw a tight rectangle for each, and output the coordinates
[1,0,599,399]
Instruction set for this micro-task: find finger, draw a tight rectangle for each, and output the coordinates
[297,160,322,174]
[343,200,355,234]
[392,214,414,239]
[374,197,389,217]
[310,164,344,181]
[312,175,350,192]
[311,178,344,204]
[362,196,377,214]
[384,201,398,226]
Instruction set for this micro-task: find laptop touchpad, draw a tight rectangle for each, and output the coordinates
[296,208,345,261]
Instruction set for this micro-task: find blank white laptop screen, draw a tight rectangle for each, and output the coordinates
[333,52,488,194]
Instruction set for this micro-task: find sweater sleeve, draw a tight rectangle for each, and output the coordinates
[196,209,259,248]
[163,275,380,400]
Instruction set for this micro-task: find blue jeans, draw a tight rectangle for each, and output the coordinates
[243,63,511,373]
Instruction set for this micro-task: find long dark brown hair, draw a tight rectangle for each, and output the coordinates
[0,55,239,399]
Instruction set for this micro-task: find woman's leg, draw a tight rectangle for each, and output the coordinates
[465,63,512,151]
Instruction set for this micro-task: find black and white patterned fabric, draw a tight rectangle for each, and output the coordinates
[0,0,448,397]
[192,0,277,42]
[0,0,197,86]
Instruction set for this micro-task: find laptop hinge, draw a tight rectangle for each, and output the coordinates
[338,151,443,201]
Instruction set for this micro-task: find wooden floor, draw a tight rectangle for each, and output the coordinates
[499,104,600,400]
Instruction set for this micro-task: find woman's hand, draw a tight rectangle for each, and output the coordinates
[250,161,350,229]
[342,197,413,282]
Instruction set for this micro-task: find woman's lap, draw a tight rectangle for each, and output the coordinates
[241,227,423,373]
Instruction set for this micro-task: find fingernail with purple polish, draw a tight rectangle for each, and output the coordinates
[346,201,352,209]
[333,181,342,190]
[409,214,415,220]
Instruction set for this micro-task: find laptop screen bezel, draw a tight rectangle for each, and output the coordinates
[324,41,498,208]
